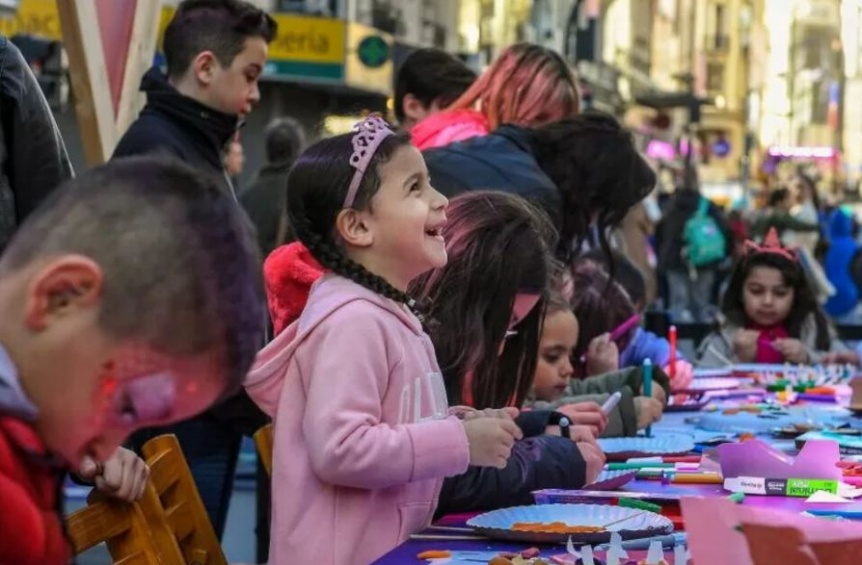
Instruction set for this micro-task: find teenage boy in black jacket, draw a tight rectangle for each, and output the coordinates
[111,0,277,539]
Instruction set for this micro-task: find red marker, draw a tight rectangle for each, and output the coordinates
[669,325,678,379]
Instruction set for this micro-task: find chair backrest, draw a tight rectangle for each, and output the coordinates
[66,483,184,565]
[142,434,228,565]
[254,423,273,476]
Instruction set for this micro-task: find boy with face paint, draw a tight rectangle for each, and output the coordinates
[0,156,265,565]
[111,0,276,536]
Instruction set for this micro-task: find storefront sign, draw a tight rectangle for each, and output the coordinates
[345,22,392,96]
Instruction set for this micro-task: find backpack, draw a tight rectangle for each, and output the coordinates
[683,197,727,267]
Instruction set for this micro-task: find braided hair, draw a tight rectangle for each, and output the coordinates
[285,130,427,320]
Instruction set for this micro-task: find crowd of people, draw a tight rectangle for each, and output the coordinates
[4,1,862,564]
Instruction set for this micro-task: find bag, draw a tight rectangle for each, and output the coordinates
[683,197,727,267]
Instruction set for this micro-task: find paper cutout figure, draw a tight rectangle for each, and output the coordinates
[673,544,688,564]
[606,532,627,565]
[645,540,664,564]
[580,545,595,565]
[718,439,841,480]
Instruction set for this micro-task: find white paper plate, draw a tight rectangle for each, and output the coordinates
[584,469,638,491]
[466,503,673,544]
[682,377,741,392]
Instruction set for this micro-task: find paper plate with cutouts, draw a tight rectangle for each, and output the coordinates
[466,503,673,544]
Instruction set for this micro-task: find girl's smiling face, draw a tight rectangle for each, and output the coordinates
[743,266,794,327]
[533,309,578,401]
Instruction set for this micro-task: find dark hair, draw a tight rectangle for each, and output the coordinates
[394,48,477,123]
[163,0,277,79]
[580,248,647,308]
[410,192,557,409]
[768,187,790,208]
[570,262,637,360]
[721,252,831,350]
[1,156,265,396]
[286,128,423,313]
[531,111,657,262]
[265,117,306,166]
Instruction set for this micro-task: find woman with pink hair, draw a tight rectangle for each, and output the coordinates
[411,43,580,150]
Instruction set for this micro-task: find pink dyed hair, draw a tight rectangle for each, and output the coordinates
[447,43,581,130]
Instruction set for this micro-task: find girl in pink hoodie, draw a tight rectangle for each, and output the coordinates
[244,116,522,565]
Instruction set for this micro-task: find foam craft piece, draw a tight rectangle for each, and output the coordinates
[718,439,841,480]
[682,496,862,565]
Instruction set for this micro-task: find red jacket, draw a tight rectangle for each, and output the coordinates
[0,416,70,565]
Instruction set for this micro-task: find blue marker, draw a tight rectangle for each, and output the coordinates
[643,358,653,437]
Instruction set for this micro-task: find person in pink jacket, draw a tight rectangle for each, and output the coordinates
[245,115,522,564]
[411,43,581,150]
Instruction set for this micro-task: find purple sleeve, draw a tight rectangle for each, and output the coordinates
[619,328,686,368]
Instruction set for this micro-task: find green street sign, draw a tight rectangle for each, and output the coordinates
[357,35,389,68]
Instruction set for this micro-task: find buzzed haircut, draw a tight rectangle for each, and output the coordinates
[394,48,477,122]
[1,156,266,395]
[163,0,277,79]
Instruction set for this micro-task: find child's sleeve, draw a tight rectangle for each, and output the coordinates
[298,307,469,489]
[619,328,683,368]
[697,331,736,367]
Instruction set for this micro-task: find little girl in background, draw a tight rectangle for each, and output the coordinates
[570,261,694,389]
[527,289,667,437]
[410,191,605,515]
[245,117,521,564]
[698,228,846,367]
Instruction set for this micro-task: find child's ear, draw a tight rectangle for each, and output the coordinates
[335,209,374,248]
[192,50,218,86]
[25,256,104,330]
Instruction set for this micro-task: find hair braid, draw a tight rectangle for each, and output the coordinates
[293,214,429,323]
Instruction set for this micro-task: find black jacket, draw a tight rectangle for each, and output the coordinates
[435,410,586,517]
[422,126,562,228]
[0,36,72,250]
[113,67,238,199]
[240,162,291,256]
[112,67,265,436]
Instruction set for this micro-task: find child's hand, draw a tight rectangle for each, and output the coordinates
[555,402,608,436]
[462,418,523,469]
[772,339,808,364]
[576,441,606,485]
[78,447,149,502]
[458,407,520,421]
[586,334,619,376]
[640,381,667,405]
[733,329,759,362]
[665,360,694,391]
[634,397,664,430]
[822,351,861,366]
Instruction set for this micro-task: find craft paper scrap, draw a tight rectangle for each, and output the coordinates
[682,495,862,565]
[806,491,851,503]
[718,439,841,480]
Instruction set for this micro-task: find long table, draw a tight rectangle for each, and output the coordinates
[373,411,862,564]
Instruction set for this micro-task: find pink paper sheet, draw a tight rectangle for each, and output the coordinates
[718,439,840,480]
[682,496,862,565]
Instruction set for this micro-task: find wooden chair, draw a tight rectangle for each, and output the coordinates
[66,482,184,565]
[254,423,273,477]
[142,434,228,565]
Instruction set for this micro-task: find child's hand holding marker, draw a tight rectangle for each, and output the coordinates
[554,402,608,436]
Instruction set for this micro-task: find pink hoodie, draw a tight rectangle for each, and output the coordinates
[245,274,470,564]
[410,109,490,150]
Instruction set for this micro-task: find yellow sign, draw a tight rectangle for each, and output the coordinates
[0,0,61,41]
[3,3,345,65]
[268,14,344,64]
